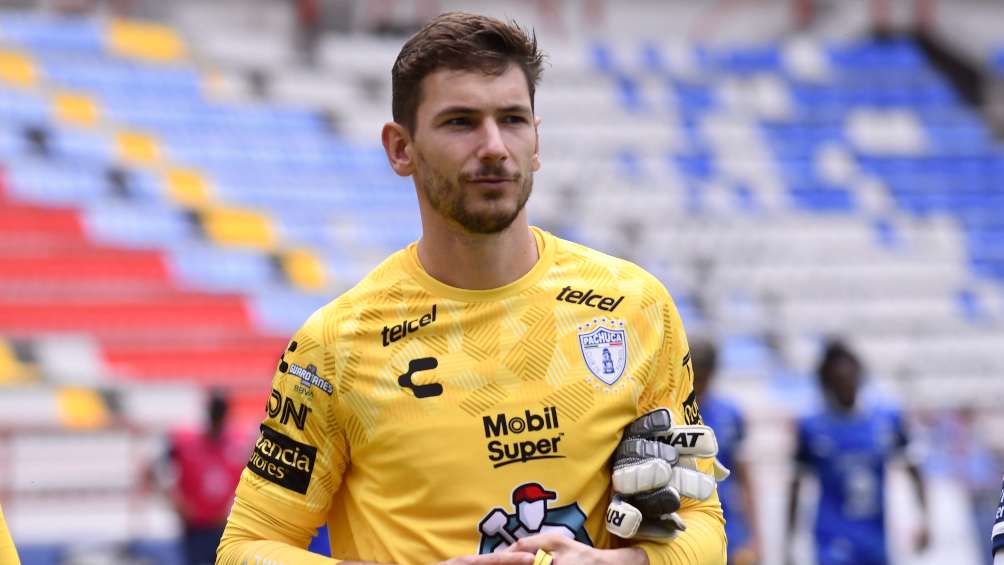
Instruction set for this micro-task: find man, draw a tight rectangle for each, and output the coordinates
[0,502,20,565]
[994,476,1004,565]
[218,12,725,565]
[166,390,247,565]
[787,341,929,565]
[690,340,759,565]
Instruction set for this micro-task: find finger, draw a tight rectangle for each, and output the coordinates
[469,551,535,564]
[612,438,679,494]
[624,408,673,438]
[615,438,679,468]
[505,533,568,554]
[670,466,716,500]
[626,484,682,516]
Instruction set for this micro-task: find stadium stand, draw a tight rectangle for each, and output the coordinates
[0,4,1002,563]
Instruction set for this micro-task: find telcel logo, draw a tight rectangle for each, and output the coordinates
[482,407,565,468]
[382,305,437,347]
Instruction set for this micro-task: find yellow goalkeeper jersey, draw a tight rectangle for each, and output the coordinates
[219,227,725,565]
[0,502,20,565]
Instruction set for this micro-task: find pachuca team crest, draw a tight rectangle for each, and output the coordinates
[577,318,627,385]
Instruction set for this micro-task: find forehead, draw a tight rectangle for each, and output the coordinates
[417,65,532,116]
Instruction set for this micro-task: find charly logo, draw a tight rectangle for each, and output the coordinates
[482,407,564,468]
[477,482,592,554]
[577,318,627,386]
[399,357,443,399]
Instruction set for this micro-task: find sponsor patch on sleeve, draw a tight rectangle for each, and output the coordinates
[680,351,704,425]
[247,424,317,494]
[682,389,703,426]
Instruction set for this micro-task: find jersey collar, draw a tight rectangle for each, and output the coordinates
[403,226,555,302]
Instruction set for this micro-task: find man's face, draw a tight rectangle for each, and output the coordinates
[824,357,860,410]
[409,65,540,234]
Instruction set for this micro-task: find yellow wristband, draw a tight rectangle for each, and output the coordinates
[533,549,553,565]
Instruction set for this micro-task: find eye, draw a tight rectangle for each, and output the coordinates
[444,117,471,127]
[502,115,528,125]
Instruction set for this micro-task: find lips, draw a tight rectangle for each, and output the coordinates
[465,177,517,185]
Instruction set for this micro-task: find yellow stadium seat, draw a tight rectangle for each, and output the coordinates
[53,91,100,127]
[57,387,109,430]
[0,49,36,87]
[117,130,160,164]
[283,249,328,290]
[107,19,185,62]
[0,340,37,384]
[203,207,276,250]
[0,340,19,383]
[165,168,212,208]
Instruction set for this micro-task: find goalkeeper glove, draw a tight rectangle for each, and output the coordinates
[606,408,730,540]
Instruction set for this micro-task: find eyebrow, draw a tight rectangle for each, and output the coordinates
[434,104,533,119]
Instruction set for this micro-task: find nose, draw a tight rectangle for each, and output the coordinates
[476,119,508,163]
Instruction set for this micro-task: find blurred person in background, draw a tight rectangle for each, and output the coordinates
[294,0,322,66]
[164,389,247,565]
[787,340,929,565]
[994,476,1003,565]
[924,406,1000,564]
[0,502,20,565]
[690,339,760,565]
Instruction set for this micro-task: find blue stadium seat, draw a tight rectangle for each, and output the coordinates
[166,243,278,291]
[0,86,51,122]
[0,14,104,52]
[249,287,332,334]
[720,334,775,375]
[83,202,194,247]
[6,159,106,205]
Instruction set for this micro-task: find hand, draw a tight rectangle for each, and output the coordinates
[606,408,729,540]
[730,544,759,565]
[433,551,535,565]
[504,533,648,565]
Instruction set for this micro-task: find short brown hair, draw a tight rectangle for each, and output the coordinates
[391,12,544,132]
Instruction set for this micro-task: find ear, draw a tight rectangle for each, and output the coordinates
[382,122,415,177]
[531,115,542,172]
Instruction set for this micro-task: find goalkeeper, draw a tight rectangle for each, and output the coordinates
[218,11,725,565]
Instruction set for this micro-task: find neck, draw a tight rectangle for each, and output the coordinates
[825,394,856,415]
[416,211,538,290]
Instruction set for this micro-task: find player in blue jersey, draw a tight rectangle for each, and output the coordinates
[691,340,760,565]
[994,476,1004,565]
[786,341,929,565]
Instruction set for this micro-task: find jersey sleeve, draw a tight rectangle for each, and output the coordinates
[218,308,349,565]
[993,476,1004,558]
[635,292,726,565]
[0,503,20,565]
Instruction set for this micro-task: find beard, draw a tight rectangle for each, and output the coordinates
[416,153,533,235]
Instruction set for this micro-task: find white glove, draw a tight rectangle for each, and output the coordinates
[606,408,730,540]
